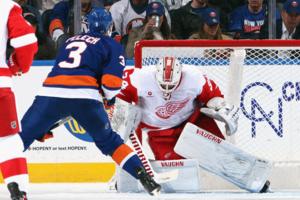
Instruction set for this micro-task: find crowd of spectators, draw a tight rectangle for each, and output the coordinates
[12,0,300,59]
[125,2,174,57]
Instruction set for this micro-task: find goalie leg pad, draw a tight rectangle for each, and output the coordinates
[174,123,272,193]
[116,159,201,193]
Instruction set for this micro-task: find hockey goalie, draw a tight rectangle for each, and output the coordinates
[113,56,272,193]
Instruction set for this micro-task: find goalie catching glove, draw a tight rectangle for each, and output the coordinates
[200,97,239,136]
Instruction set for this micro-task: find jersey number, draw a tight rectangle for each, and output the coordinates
[58,42,87,68]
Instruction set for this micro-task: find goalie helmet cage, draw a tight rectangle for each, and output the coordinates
[134,40,300,189]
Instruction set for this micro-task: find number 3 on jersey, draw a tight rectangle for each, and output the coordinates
[58,42,87,68]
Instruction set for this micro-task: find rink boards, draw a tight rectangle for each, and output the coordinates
[2,62,300,188]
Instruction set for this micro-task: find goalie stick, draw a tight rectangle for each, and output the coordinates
[128,132,178,183]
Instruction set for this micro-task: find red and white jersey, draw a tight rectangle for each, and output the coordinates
[118,65,223,129]
[0,0,37,88]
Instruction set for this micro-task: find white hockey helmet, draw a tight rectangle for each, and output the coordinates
[155,57,182,99]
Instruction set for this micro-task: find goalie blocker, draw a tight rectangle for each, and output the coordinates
[174,123,272,193]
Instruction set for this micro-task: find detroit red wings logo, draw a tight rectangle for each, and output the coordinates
[155,97,190,119]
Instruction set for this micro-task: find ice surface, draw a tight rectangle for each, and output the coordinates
[1,183,300,200]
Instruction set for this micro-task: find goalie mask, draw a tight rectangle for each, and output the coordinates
[155,57,182,99]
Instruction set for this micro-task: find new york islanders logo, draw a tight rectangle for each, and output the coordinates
[155,97,190,119]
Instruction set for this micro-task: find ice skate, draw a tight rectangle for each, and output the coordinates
[136,167,161,196]
[7,182,27,200]
[260,180,271,193]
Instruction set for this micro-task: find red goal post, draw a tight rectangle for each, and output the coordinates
[134,39,300,174]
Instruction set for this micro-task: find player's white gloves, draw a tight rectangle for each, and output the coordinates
[52,29,64,42]
[200,97,239,136]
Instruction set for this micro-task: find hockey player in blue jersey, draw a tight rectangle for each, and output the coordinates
[19,8,161,196]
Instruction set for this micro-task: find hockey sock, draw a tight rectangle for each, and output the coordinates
[0,134,29,193]
[0,157,29,193]
[111,144,143,179]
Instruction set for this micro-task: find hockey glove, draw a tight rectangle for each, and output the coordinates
[52,29,64,42]
[200,97,239,136]
[103,97,116,109]
[7,52,22,76]
[37,131,54,142]
[56,33,69,49]
[103,97,116,120]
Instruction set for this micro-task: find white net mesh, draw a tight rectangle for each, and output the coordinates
[141,47,300,66]
[135,40,300,165]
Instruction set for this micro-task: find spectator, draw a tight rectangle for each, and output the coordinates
[41,0,61,10]
[126,2,172,58]
[12,0,56,60]
[210,0,245,12]
[110,0,171,37]
[103,0,118,10]
[260,0,300,39]
[125,1,173,58]
[27,0,60,13]
[49,0,94,49]
[110,0,150,36]
[170,0,211,39]
[228,0,267,39]
[189,8,232,59]
[277,0,287,10]
[189,7,232,39]
[208,0,246,31]
[161,0,183,10]
[91,0,118,9]
[22,7,56,59]
[14,0,44,39]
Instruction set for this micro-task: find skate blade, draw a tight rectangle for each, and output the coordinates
[151,188,161,196]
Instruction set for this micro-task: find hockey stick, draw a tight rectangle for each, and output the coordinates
[38,116,73,142]
[48,116,73,132]
[129,132,178,183]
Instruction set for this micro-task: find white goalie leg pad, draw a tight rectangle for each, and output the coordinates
[110,98,141,141]
[174,123,272,193]
[151,159,201,193]
[116,159,201,193]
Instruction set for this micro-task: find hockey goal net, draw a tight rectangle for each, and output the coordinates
[134,40,300,188]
